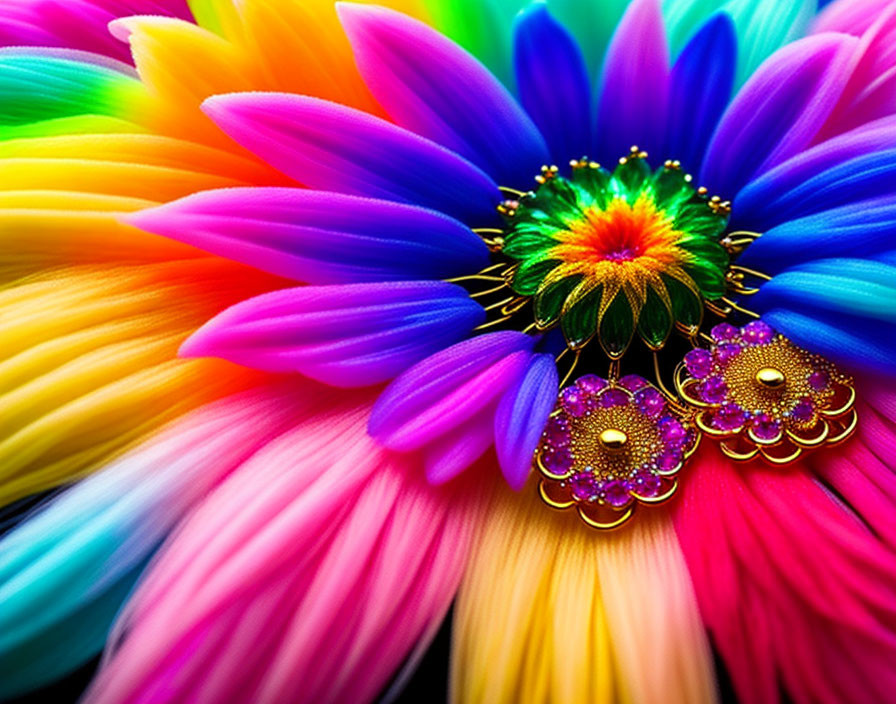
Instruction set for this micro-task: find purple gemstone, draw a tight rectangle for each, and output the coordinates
[561,386,587,417]
[791,397,815,423]
[714,343,742,366]
[711,322,740,342]
[569,472,598,501]
[658,416,687,445]
[542,447,573,476]
[698,376,729,404]
[742,320,775,345]
[684,348,713,379]
[751,413,782,441]
[576,374,608,395]
[635,472,663,498]
[544,418,570,448]
[712,403,747,431]
[656,448,683,472]
[598,388,629,408]
[635,387,666,418]
[603,479,633,508]
[808,370,830,392]
[618,374,648,391]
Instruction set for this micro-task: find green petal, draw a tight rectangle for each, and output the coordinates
[652,166,696,212]
[570,163,612,209]
[561,285,603,348]
[686,261,728,299]
[598,293,635,358]
[673,203,728,240]
[534,275,582,327]
[637,287,674,349]
[547,0,629,81]
[663,274,704,328]
[610,156,652,202]
[512,257,558,296]
[503,224,557,260]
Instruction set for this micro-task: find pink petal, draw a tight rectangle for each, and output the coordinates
[84,393,484,704]
[424,409,497,484]
[674,446,896,704]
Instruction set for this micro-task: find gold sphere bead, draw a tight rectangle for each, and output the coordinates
[756,367,786,388]
[599,428,628,452]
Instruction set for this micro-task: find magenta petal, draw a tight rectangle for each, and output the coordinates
[180,281,485,387]
[701,33,860,197]
[494,354,559,491]
[595,0,669,162]
[125,188,489,284]
[202,93,501,224]
[424,410,495,485]
[369,331,535,451]
[336,3,549,185]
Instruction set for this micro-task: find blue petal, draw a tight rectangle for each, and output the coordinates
[181,282,486,388]
[513,2,591,164]
[734,117,896,231]
[665,13,736,171]
[494,353,558,490]
[338,3,550,185]
[738,198,896,275]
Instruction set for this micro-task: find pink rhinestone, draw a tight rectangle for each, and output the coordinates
[742,320,775,345]
[711,322,740,342]
[684,348,713,379]
[791,398,815,423]
[569,472,598,501]
[658,416,687,445]
[576,374,607,395]
[698,376,729,404]
[603,480,633,508]
[712,403,746,431]
[808,370,830,391]
[714,343,742,366]
[618,374,648,391]
[751,413,782,441]
[634,472,663,498]
[544,418,570,448]
[656,448,682,472]
[543,448,573,476]
[635,387,666,418]
[598,388,629,408]
[561,386,587,417]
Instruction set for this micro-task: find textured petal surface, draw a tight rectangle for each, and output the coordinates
[513,2,591,165]
[701,33,859,197]
[126,188,490,284]
[664,13,736,171]
[203,93,502,223]
[337,3,550,185]
[596,0,670,162]
[494,353,558,490]
[84,396,484,704]
[0,381,307,697]
[674,443,896,704]
[181,281,485,387]
[453,482,717,704]
[369,331,535,452]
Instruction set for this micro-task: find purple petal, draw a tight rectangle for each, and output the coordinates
[664,13,736,172]
[368,331,535,451]
[734,116,896,231]
[701,33,860,197]
[180,281,485,387]
[125,188,490,284]
[595,0,669,162]
[336,3,549,185]
[202,93,501,224]
[494,353,559,491]
[512,2,591,164]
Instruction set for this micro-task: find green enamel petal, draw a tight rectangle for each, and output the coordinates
[652,167,697,212]
[673,203,728,240]
[570,164,612,206]
[512,257,558,296]
[678,238,729,270]
[637,286,674,349]
[598,293,635,357]
[503,224,557,259]
[561,284,603,348]
[686,261,728,299]
[535,275,582,327]
[663,274,705,328]
[609,157,652,202]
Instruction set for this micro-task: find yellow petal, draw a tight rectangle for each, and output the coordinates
[452,481,718,704]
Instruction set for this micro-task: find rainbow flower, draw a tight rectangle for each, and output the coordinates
[2,0,896,702]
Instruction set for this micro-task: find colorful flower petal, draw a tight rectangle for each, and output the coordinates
[513,2,591,165]
[125,188,490,284]
[595,0,670,163]
[336,2,549,185]
[369,331,534,452]
[494,353,559,490]
[180,281,485,387]
[202,92,502,224]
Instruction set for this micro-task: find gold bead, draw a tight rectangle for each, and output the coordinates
[755,367,786,388]
[599,428,628,452]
